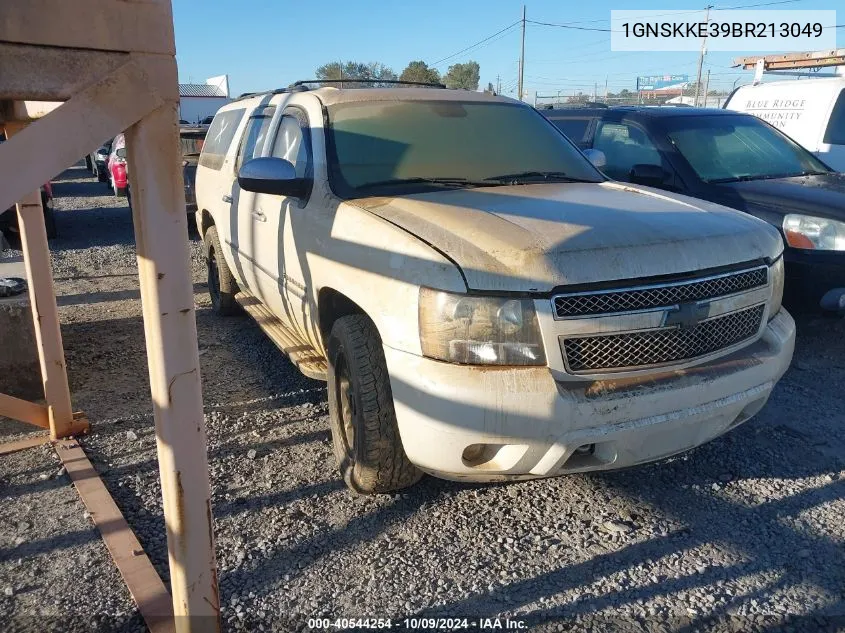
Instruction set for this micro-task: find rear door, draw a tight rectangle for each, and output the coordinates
[196,106,247,273]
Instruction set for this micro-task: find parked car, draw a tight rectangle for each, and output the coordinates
[180,124,208,213]
[88,140,112,183]
[196,86,793,494]
[724,77,845,171]
[106,133,129,198]
[544,106,845,310]
[0,182,56,240]
[0,132,56,239]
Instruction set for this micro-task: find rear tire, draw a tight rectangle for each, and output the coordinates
[204,225,239,315]
[327,315,422,494]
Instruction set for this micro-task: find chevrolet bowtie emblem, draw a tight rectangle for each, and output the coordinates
[665,301,711,330]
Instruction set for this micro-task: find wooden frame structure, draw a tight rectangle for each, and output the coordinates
[0,1,220,631]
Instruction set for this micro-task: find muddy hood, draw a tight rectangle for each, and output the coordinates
[354,182,783,292]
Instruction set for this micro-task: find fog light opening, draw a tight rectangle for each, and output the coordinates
[462,444,486,466]
[574,443,595,456]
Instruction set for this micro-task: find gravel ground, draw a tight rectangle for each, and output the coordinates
[1,165,844,632]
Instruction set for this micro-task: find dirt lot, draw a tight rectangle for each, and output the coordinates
[1,165,844,632]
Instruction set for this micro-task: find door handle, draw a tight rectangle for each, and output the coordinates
[222,194,233,204]
[251,210,267,222]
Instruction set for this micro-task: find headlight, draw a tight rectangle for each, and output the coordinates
[419,289,546,366]
[783,214,845,251]
[769,257,784,319]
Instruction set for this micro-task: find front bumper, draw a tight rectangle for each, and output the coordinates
[384,309,795,482]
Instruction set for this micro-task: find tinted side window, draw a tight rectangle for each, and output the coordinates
[548,117,591,145]
[823,89,845,145]
[593,122,662,181]
[236,106,277,170]
[199,108,245,170]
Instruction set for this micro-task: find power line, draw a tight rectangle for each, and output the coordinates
[430,20,521,67]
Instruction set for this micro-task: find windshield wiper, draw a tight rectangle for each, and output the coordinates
[484,170,591,184]
[709,171,826,183]
[357,177,501,190]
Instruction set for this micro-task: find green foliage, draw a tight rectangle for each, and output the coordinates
[399,61,441,85]
[443,61,480,91]
[314,61,398,87]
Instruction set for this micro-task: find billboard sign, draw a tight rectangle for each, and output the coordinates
[636,74,690,91]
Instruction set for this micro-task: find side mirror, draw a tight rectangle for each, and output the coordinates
[238,157,306,197]
[629,163,667,187]
[583,148,607,169]
[115,147,127,159]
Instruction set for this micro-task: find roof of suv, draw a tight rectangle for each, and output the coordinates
[308,87,516,107]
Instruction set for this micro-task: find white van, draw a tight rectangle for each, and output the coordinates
[724,77,845,172]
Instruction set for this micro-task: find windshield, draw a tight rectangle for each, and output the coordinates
[667,114,830,183]
[325,100,604,197]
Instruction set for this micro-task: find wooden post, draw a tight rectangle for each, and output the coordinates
[125,96,220,632]
[4,121,75,439]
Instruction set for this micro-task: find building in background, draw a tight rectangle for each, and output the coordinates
[178,75,230,124]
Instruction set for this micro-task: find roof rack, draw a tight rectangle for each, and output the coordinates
[733,49,845,84]
[292,79,447,89]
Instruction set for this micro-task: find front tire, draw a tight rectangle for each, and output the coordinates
[204,225,239,315]
[327,315,422,494]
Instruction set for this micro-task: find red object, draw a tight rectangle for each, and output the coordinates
[110,160,128,190]
[43,181,53,199]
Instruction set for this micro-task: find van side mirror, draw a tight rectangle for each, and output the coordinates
[238,157,307,198]
[583,148,606,169]
[629,163,667,187]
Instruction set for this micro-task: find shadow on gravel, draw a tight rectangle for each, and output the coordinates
[56,283,207,307]
[409,416,845,626]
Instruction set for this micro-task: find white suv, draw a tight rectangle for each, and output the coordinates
[195,85,795,493]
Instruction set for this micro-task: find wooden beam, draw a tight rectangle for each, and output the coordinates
[127,96,221,630]
[2,121,74,439]
[0,55,173,212]
[56,439,176,633]
[0,0,176,55]
[0,392,49,428]
[0,434,50,456]
[0,43,128,103]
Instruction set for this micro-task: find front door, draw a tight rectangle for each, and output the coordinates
[233,104,276,293]
[251,107,315,344]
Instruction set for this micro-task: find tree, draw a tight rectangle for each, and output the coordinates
[314,61,397,88]
[443,61,480,91]
[399,61,441,85]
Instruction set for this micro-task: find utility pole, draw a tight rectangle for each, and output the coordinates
[497,74,501,95]
[694,5,712,107]
[604,76,608,102]
[518,5,526,101]
[703,68,711,107]
[593,82,597,102]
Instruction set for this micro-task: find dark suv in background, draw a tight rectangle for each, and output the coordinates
[543,106,845,311]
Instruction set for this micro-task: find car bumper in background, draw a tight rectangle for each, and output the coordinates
[384,309,795,482]
[784,248,845,308]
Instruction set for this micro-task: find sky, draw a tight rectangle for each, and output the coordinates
[171,0,842,101]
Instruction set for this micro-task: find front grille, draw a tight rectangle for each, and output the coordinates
[561,304,765,373]
[553,266,768,318]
